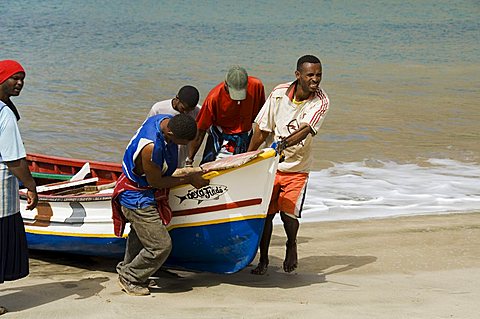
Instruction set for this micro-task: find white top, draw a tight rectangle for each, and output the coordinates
[0,102,26,218]
[0,102,26,163]
[147,99,201,167]
[255,82,330,173]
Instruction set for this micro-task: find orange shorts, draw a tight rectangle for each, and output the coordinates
[267,171,309,217]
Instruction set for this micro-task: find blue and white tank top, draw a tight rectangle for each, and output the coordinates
[119,114,178,209]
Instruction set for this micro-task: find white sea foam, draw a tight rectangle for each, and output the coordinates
[275,159,480,224]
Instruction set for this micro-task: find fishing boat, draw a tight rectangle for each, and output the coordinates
[20,149,278,274]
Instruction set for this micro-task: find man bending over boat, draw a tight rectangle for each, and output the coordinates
[247,55,330,275]
[112,113,209,296]
[147,85,201,168]
[186,66,265,166]
[0,60,39,315]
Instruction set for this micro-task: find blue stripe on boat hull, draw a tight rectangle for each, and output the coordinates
[26,233,126,258]
[25,218,265,274]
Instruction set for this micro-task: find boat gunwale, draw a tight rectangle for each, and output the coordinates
[23,149,277,199]
[19,193,113,202]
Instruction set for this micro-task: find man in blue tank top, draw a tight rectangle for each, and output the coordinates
[112,113,209,296]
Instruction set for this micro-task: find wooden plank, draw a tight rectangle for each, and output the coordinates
[34,177,99,193]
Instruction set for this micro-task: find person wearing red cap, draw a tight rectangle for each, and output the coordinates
[186,66,265,166]
[0,60,38,315]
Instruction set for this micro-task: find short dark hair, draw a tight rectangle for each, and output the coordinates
[177,85,200,109]
[296,55,321,71]
[168,114,197,141]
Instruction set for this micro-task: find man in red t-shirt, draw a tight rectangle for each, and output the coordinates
[186,66,265,166]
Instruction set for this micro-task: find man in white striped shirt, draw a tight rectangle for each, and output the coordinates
[248,55,330,275]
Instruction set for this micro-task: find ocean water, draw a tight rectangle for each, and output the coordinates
[1,0,479,222]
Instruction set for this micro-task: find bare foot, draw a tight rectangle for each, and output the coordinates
[250,260,269,275]
[283,241,298,273]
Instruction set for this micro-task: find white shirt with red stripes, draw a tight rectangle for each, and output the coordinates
[255,81,329,173]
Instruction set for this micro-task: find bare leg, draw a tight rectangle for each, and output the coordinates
[281,212,299,273]
[251,214,275,275]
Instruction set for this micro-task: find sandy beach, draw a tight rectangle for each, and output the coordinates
[2,1,478,318]
[1,212,479,319]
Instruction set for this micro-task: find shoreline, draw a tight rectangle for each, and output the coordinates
[1,212,479,318]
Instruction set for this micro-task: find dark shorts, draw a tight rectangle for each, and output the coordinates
[0,212,29,283]
[201,126,251,164]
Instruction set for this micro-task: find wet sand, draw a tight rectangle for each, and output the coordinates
[1,212,479,319]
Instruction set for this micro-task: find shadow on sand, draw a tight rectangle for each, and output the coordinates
[149,253,376,293]
[25,233,377,294]
[0,277,108,312]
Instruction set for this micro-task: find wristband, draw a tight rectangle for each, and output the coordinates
[185,157,193,167]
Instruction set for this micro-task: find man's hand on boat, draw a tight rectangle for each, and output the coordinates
[172,166,203,177]
[172,167,210,188]
[186,170,210,189]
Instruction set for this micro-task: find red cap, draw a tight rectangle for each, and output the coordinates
[0,60,25,84]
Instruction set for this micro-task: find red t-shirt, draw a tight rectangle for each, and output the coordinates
[196,76,265,135]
